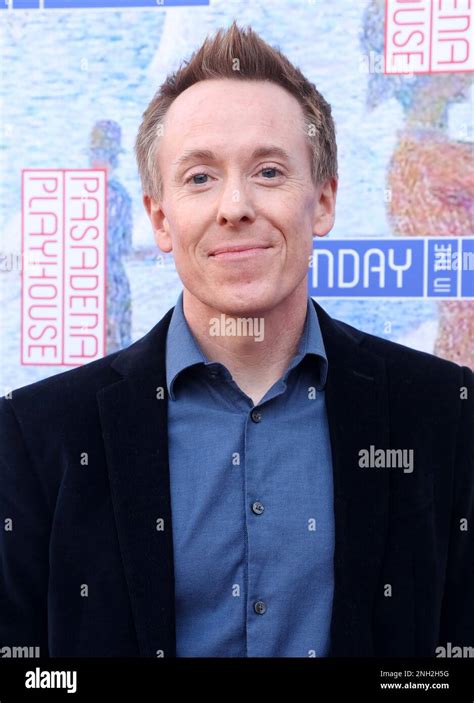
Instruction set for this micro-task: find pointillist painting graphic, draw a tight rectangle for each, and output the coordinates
[1,0,473,392]
[362,0,474,369]
[87,120,133,354]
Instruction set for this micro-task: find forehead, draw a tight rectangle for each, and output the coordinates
[160,79,307,154]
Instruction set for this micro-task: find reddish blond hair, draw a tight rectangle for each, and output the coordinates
[135,20,338,200]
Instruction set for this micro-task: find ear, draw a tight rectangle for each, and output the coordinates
[312,177,338,238]
[143,194,173,253]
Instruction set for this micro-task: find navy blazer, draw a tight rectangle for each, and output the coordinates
[1,300,473,657]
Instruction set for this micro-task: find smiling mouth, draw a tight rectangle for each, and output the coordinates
[210,246,272,260]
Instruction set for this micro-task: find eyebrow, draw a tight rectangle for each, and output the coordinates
[172,145,292,174]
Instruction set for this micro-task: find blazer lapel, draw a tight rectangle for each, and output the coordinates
[314,301,391,656]
[96,307,176,657]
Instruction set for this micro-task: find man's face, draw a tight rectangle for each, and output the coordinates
[144,78,337,315]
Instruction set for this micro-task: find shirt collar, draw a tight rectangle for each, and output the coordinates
[166,291,328,400]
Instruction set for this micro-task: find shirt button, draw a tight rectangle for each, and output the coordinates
[254,600,267,615]
[251,501,265,515]
[251,409,262,423]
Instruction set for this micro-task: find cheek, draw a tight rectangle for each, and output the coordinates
[172,226,204,266]
[284,211,313,248]
[285,221,314,271]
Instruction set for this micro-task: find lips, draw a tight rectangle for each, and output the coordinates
[210,244,271,256]
[209,246,272,262]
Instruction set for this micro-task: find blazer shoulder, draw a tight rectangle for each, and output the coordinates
[3,305,174,420]
[333,315,471,385]
[6,349,121,405]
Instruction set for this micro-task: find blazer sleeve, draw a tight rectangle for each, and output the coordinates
[439,365,474,647]
[0,396,51,656]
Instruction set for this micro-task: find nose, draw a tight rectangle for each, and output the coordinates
[216,177,256,226]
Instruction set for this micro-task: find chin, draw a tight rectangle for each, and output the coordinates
[210,286,278,316]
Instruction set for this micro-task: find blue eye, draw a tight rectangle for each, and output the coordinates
[260,167,283,178]
[186,173,208,185]
[185,166,284,185]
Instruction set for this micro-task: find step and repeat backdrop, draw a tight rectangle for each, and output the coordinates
[1,0,473,392]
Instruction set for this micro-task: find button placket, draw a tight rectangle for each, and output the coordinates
[245,404,270,646]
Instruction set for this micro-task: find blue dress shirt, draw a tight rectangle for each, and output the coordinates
[166,291,335,657]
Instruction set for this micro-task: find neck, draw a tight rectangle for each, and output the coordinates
[182,282,309,405]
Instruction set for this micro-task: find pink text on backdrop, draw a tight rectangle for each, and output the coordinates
[21,169,107,366]
[384,0,474,74]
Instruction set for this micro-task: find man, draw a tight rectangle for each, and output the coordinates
[0,22,472,658]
